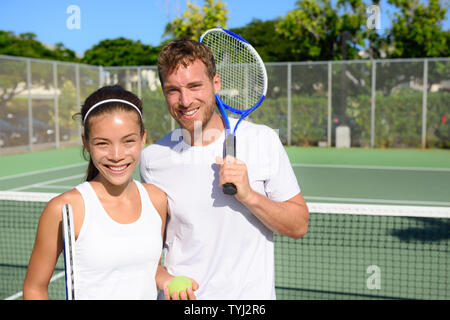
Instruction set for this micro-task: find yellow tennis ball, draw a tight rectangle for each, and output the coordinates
[168,276,193,300]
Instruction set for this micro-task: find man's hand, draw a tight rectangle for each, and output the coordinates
[216,155,255,204]
[216,156,309,240]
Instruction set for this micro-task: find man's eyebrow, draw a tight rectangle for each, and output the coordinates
[188,81,203,86]
[163,80,204,90]
[162,83,177,90]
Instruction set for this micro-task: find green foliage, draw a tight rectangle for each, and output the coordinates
[387,0,449,58]
[251,95,328,146]
[274,0,368,61]
[57,79,80,137]
[231,0,448,62]
[0,30,79,62]
[141,85,172,144]
[348,91,450,148]
[2,0,449,64]
[82,38,161,66]
[251,91,449,148]
[230,19,298,62]
[164,0,228,40]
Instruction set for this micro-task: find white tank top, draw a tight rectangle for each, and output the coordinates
[74,180,162,300]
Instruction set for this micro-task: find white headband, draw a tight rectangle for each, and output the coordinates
[83,99,142,124]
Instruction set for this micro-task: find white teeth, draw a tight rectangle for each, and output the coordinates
[183,108,198,116]
[109,165,127,171]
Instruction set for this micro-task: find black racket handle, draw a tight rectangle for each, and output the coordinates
[223,182,237,195]
[223,133,237,195]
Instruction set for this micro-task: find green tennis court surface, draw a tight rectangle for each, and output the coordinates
[1,146,449,300]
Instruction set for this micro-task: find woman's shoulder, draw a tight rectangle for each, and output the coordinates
[43,188,83,220]
[140,182,166,197]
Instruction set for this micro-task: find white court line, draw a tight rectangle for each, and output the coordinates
[292,163,450,172]
[10,174,85,191]
[0,163,86,181]
[5,271,65,300]
[304,196,450,207]
[36,185,75,190]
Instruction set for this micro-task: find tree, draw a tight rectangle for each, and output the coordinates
[164,0,228,40]
[275,0,370,124]
[230,19,298,62]
[387,0,449,58]
[0,30,79,62]
[275,0,368,61]
[53,42,79,62]
[82,38,161,66]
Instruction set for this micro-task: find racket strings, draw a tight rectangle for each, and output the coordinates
[203,32,265,111]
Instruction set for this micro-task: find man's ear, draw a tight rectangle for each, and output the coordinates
[213,74,221,94]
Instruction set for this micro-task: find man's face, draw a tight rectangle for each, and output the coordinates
[161,59,221,135]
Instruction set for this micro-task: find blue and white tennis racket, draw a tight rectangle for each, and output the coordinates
[62,204,77,300]
[200,27,268,195]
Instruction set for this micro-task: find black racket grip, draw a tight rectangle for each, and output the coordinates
[223,182,237,195]
[223,133,237,195]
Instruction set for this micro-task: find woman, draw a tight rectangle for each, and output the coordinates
[23,85,196,299]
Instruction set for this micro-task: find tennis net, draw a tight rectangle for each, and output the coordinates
[1,191,449,300]
[275,202,450,300]
[0,191,64,300]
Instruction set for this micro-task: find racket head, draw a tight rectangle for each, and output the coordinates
[200,27,267,115]
[62,204,76,300]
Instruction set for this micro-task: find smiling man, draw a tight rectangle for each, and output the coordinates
[140,39,309,300]
[156,43,223,145]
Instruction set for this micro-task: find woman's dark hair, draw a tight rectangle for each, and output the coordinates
[75,85,144,181]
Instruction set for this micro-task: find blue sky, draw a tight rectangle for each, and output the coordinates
[0,0,298,55]
[0,0,448,56]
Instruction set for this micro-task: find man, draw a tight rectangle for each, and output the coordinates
[140,39,309,300]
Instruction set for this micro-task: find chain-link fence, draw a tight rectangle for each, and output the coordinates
[0,55,448,154]
[0,55,100,154]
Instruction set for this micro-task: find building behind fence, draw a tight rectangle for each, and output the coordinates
[0,55,448,154]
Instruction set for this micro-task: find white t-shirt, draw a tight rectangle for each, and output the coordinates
[74,180,162,300]
[140,118,300,299]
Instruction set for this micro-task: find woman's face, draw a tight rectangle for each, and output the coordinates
[83,110,145,186]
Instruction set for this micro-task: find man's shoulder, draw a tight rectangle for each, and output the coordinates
[142,129,183,158]
[233,118,280,140]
